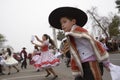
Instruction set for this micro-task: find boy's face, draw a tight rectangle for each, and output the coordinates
[60,17,76,32]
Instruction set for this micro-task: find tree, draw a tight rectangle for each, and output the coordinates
[0,33,6,47]
[115,0,120,13]
[108,15,120,37]
[87,7,110,39]
[57,30,65,41]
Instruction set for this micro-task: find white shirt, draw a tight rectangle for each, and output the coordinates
[75,37,95,61]
[71,25,95,62]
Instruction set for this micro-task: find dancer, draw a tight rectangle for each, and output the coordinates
[20,47,28,69]
[99,38,109,76]
[31,34,60,80]
[48,7,110,80]
[31,45,41,72]
[0,52,5,75]
[4,48,19,75]
[60,38,71,67]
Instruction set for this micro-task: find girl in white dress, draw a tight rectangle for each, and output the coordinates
[4,48,19,75]
[31,45,41,72]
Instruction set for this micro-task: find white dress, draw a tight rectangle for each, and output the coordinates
[4,52,18,66]
[31,49,41,70]
[0,56,5,65]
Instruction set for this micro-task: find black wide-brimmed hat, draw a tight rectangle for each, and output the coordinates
[22,47,26,49]
[48,6,88,29]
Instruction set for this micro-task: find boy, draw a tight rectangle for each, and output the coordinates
[48,7,110,80]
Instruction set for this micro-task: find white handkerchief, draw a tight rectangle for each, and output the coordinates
[109,63,120,80]
[55,52,62,58]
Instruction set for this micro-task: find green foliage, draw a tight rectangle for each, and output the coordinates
[116,0,120,5]
[109,15,120,37]
[57,30,65,41]
[0,33,6,47]
[116,0,120,12]
[0,34,6,42]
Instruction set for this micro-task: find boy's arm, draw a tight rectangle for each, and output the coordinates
[102,59,110,71]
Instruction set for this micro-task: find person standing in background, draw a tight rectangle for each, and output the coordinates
[100,38,109,51]
[0,52,5,75]
[20,47,27,69]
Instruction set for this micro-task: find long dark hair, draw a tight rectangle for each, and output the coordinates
[34,45,39,51]
[43,34,56,48]
[7,48,12,56]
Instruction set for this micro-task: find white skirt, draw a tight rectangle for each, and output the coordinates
[32,55,41,69]
[4,56,18,66]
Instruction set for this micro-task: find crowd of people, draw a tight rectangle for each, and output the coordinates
[0,34,62,80]
[1,6,120,80]
[96,37,120,52]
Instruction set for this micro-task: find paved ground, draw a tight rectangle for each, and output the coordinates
[0,53,120,80]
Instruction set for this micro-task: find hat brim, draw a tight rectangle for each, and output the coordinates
[48,7,88,29]
[22,47,26,49]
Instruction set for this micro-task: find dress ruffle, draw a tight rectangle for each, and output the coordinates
[32,51,60,69]
[4,56,18,66]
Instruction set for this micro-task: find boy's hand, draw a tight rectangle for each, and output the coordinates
[105,66,110,72]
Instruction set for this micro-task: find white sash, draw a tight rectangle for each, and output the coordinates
[109,63,120,80]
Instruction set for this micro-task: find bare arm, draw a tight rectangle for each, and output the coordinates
[31,41,42,47]
[35,35,43,43]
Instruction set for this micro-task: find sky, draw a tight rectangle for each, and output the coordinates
[0,0,118,53]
